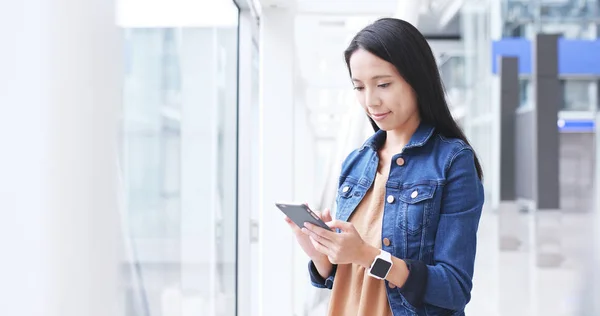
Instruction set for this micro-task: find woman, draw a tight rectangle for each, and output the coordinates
[284,18,485,316]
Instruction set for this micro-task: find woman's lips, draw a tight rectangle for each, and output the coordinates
[371,112,390,121]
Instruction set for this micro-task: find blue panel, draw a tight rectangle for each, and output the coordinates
[492,38,600,75]
[492,38,531,74]
[559,40,600,75]
[558,119,595,132]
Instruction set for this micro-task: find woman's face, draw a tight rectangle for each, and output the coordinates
[349,48,420,132]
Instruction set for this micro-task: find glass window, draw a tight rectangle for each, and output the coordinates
[563,80,594,111]
[470,122,493,203]
[119,7,239,316]
[519,78,532,108]
[439,55,467,108]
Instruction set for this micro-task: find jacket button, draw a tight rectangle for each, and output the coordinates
[342,186,350,193]
[388,283,397,289]
[386,195,395,203]
[396,157,405,166]
[383,238,391,247]
[411,190,418,199]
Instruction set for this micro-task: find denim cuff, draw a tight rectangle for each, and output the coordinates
[308,260,337,289]
[399,259,428,307]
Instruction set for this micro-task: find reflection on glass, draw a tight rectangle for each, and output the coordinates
[120,21,239,316]
[563,80,593,111]
[439,55,466,108]
[519,78,531,108]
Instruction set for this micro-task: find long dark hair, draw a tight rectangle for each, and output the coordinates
[344,18,483,180]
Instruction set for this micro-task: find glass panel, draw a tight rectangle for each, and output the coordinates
[471,122,493,202]
[519,78,532,108]
[120,9,239,316]
[560,133,596,213]
[563,80,594,111]
[439,55,467,108]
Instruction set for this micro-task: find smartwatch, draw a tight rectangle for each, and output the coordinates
[367,249,393,280]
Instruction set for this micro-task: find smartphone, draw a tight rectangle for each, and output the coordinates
[275,202,333,231]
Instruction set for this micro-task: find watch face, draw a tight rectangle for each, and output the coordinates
[371,258,392,278]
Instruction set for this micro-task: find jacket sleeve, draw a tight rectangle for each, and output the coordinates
[308,199,338,290]
[400,148,484,310]
[308,260,337,289]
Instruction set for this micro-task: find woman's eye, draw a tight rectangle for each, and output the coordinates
[378,83,390,88]
[353,86,364,91]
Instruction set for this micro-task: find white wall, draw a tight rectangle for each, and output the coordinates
[117,0,237,27]
[0,0,123,315]
[237,10,258,316]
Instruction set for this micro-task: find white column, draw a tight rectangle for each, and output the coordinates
[590,33,598,288]
[594,110,600,314]
[237,10,257,316]
[0,1,49,314]
[0,0,123,315]
[259,7,296,316]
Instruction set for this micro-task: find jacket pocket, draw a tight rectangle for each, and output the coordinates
[398,183,437,236]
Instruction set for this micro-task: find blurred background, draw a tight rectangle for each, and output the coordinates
[1,0,599,315]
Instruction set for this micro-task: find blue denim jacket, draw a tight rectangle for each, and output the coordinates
[309,123,485,316]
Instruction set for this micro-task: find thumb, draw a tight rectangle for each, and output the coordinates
[322,208,332,222]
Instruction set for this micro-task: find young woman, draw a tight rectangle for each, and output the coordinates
[284,18,485,316]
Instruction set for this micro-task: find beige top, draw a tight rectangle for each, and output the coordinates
[327,171,392,316]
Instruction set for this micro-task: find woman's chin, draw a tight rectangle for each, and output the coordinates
[374,123,393,131]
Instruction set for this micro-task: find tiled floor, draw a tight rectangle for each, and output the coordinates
[307,211,592,316]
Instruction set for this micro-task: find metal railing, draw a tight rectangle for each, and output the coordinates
[503,0,600,23]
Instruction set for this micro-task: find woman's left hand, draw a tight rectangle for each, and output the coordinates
[302,220,376,267]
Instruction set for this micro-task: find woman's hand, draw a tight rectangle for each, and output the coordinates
[303,220,378,267]
[284,206,333,262]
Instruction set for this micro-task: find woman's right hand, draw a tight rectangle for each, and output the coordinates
[284,205,333,262]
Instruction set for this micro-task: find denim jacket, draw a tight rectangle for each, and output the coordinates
[309,123,485,316]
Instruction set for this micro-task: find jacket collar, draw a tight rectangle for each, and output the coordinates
[361,122,436,152]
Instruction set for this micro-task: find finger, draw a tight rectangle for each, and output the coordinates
[302,227,336,249]
[309,236,332,257]
[326,220,352,232]
[284,216,302,232]
[322,208,332,222]
[309,205,322,217]
[304,222,338,241]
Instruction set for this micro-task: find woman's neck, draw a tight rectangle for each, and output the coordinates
[382,119,420,155]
